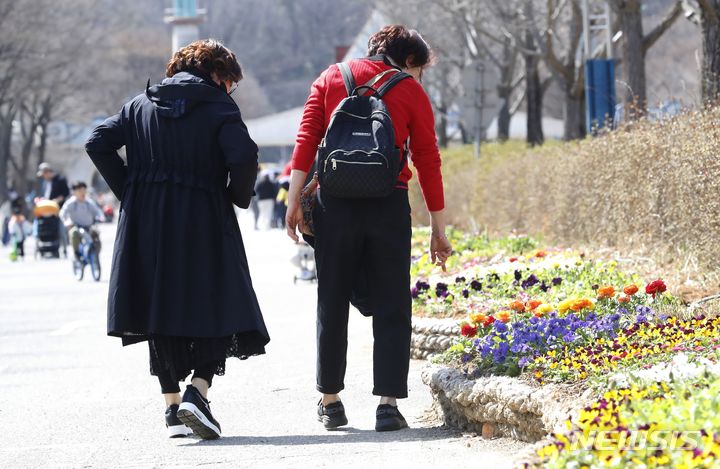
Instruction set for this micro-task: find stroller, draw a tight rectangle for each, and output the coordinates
[291,241,317,284]
[34,200,63,259]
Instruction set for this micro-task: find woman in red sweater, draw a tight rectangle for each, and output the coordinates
[286,25,452,432]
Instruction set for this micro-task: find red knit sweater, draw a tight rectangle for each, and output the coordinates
[291,57,445,211]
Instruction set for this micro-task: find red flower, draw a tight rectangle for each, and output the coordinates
[482,315,496,327]
[461,324,478,337]
[645,279,667,298]
[509,257,519,263]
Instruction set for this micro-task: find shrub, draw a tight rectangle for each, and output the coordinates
[409,106,720,272]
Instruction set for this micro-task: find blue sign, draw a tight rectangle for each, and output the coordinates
[584,59,616,133]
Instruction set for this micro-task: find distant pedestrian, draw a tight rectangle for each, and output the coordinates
[37,163,70,256]
[85,39,269,440]
[8,208,32,260]
[286,25,452,432]
[254,172,277,230]
[275,179,290,229]
[37,163,70,208]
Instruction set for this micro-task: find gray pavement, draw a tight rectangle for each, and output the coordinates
[0,212,528,468]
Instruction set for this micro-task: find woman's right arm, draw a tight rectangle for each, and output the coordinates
[408,84,452,270]
[220,114,259,209]
[286,69,330,242]
[85,110,128,200]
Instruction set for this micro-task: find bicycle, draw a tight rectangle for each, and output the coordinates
[72,226,101,281]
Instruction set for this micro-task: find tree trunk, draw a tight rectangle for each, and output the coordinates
[436,104,449,148]
[17,116,39,197]
[563,90,586,140]
[525,32,543,146]
[613,0,647,114]
[0,117,13,206]
[458,122,470,144]
[37,119,49,170]
[497,87,511,141]
[36,97,52,171]
[701,2,720,103]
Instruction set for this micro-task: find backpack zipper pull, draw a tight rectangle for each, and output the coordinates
[332,158,337,170]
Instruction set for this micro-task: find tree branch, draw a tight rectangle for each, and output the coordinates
[697,0,720,24]
[509,88,525,115]
[643,1,683,53]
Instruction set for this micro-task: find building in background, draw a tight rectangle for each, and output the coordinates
[164,0,206,52]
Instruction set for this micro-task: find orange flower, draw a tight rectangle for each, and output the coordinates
[509,300,525,312]
[570,298,594,311]
[535,250,547,258]
[496,310,511,323]
[469,312,487,324]
[597,285,616,299]
[618,294,631,304]
[526,299,543,311]
[623,284,639,296]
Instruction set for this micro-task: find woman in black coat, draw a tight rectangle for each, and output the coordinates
[85,39,269,440]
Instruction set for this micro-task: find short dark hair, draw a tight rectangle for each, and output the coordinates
[71,181,87,190]
[166,39,243,83]
[367,25,435,68]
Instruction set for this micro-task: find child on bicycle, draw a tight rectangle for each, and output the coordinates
[59,181,105,260]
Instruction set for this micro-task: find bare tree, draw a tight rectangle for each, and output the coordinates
[454,0,527,141]
[523,1,545,146]
[683,0,720,102]
[610,0,684,114]
[378,0,469,147]
[521,0,587,140]
[0,0,108,200]
[0,0,46,205]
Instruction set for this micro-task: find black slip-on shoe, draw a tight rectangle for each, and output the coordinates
[317,400,348,430]
[165,404,192,438]
[375,404,408,432]
[177,385,222,440]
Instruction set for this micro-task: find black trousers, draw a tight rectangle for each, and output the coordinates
[15,239,25,257]
[313,189,412,398]
[157,361,221,394]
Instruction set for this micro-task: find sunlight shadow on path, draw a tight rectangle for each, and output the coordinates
[179,426,460,446]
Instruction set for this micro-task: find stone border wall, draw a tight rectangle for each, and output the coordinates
[421,365,594,442]
[411,317,459,359]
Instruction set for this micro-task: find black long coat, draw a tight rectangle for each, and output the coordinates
[85,71,269,352]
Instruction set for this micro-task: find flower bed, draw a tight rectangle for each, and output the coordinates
[531,355,720,468]
[412,230,720,467]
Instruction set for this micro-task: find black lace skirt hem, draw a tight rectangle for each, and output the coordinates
[121,331,267,382]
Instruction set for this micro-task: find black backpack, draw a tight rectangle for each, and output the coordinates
[317,62,412,198]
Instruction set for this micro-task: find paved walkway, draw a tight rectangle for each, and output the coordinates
[0,213,528,468]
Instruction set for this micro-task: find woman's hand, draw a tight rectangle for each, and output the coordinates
[285,169,309,243]
[286,199,303,243]
[430,231,452,271]
[429,209,452,271]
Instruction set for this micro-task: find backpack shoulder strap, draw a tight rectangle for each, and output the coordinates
[337,62,356,97]
[376,72,412,99]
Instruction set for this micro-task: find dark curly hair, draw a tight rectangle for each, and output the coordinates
[166,39,243,83]
[367,25,435,68]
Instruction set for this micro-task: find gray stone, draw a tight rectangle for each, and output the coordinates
[422,365,593,443]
